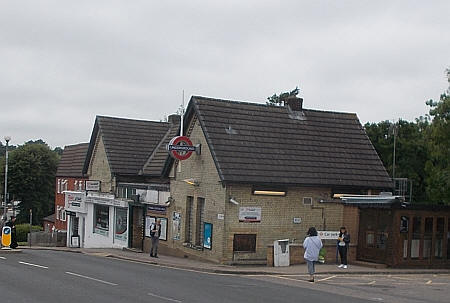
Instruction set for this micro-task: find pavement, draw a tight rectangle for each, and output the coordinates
[13,245,450,276]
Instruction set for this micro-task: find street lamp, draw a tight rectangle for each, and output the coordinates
[3,136,10,222]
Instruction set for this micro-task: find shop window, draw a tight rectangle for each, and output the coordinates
[366,231,375,248]
[411,217,421,259]
[435,217,444,259]
[94,204,109,237]
[233,234,256,252]
[195,198,205,246]
[303,197,312,205]
[423,217,433,259]
[185,196,193,243]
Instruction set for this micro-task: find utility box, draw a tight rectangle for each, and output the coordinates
[273,239,290,267]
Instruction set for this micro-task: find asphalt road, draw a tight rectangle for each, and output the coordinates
[0,250,368,303]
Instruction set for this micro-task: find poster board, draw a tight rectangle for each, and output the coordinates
[145,216,167,241]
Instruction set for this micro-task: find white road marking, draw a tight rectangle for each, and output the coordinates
[426,280,432,285]
[18,261,48,269]
[0,256,6,259]
[368,281,376,285]
[317,275,337,282]
[147,292,182,303]
[65,271,118,286]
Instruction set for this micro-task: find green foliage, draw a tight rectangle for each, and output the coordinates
[267,86,300,106]
[364,118,429,202]
[1,141,59,224]
[15,223,42,242]
[424,68,450,204]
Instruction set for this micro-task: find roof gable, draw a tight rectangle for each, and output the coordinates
[83,116,174,176]
[57,143,89,177]
[188,96,393,189]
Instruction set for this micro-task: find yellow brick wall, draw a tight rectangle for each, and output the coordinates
[87,134,113,193]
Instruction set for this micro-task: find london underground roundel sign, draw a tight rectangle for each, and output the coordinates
[167,136,196,160]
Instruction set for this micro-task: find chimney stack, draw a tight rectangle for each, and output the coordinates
[168,114,181,125]
[284,96,303,111]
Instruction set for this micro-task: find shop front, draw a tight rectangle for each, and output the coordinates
[83,193,129,248]
[64,191,87,248]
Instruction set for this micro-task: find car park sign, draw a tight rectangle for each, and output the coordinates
[1,226,11,247]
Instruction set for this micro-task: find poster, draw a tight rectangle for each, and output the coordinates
[145,216,167,241]
[239,207,261,223]
[203,222,212,249]
[172,212,181,240]
[114,208,128,242]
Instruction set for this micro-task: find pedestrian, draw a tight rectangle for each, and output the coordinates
[5,216,18,249]
[303,227,323,282]
[337,226,350,269]
[150,219,161,258]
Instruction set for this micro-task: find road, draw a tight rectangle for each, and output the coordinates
[0,250,448,303]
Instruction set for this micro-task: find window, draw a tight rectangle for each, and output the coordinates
[60,209,66,222]
[114,208,128,242]
[411,217,421,258]
[94,204,109,237]
[57,179,61,194]
[435,217,444,258]
[424,217,433,259]
[303,197,312,205]
[195,198,205,246]
[366,231,375,248]
[185,196,193,243]
[233,234,256,252]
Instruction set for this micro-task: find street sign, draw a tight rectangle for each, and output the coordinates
[1,226,11,247]
[167,136,201,160]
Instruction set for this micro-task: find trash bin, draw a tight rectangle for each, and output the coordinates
[274,239,290,267]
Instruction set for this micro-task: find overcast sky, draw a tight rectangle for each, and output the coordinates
[1,1,449,148]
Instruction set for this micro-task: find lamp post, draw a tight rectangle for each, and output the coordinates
[3,136,10,222]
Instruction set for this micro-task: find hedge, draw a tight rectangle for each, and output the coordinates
[15,224,42,242]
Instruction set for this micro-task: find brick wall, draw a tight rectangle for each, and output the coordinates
[54,176,87,231]
[87,134,113,193]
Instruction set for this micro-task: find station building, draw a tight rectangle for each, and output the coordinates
[160,96,394,264]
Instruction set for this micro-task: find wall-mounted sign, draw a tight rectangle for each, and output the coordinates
[217,213,224,220]
[203,222,213,249]
[167,136,201,160]
[86,194,127,208]
[85,180,101,191]
[239,207,261,223]
[147,204,167,215]
[293,217,302,224]
[65,191,87,213]
[318,231,340,240]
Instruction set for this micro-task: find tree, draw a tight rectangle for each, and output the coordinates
[424,68,450,204]
[364,119,429,202]
[1,141,59,224]
[267,86,300,106]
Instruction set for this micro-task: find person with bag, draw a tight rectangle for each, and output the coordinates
[337,226,350,269]
[150,219,161,258]
[303,227,323,282]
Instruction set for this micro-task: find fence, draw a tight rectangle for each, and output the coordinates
[27,231,67,247]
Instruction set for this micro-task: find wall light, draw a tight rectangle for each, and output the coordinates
[183,178,199,186]
[229,197,239,205]
[253,190,286,196]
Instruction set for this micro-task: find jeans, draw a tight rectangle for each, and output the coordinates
[306,260,315,275]
[150,237,159,256]
[338,245,348,265]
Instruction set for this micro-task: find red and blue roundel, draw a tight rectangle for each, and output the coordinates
[167,136,196,160]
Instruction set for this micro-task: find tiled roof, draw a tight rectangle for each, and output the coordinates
[187,96,393,189]
[140,116,180,176]
[56,143,89,177]
[84,116,177,176]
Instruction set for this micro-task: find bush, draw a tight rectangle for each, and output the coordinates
[15,223,42,242]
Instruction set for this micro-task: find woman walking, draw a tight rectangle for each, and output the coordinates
[303,227,323,282]
[337,226,350,269]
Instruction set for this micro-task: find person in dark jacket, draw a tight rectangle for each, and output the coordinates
[337,226,350,269]
[5,216,18,249]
